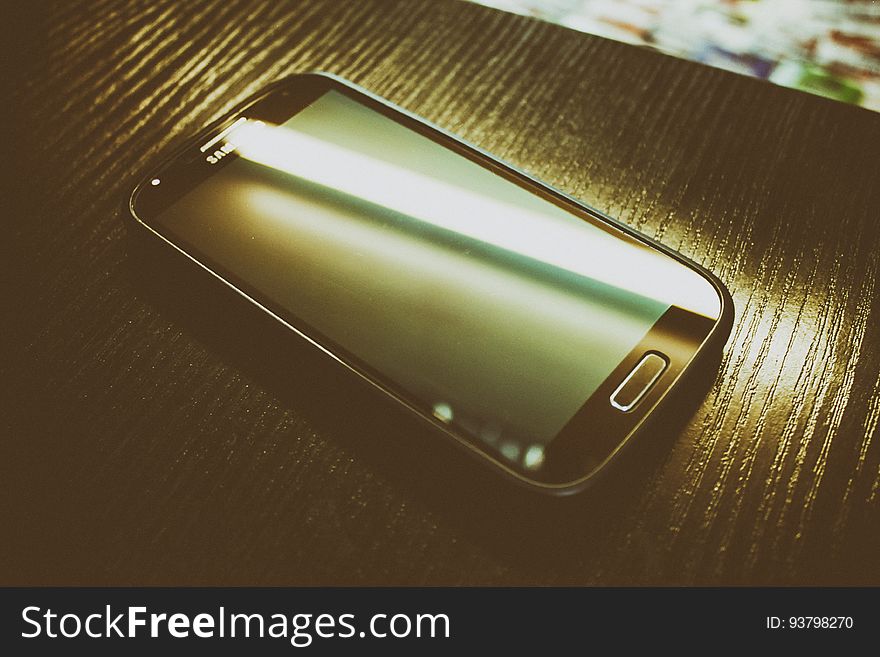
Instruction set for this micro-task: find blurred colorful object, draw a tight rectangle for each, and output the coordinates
[470,0,880,111]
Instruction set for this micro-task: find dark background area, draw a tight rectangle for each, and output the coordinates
[3,0,879,585]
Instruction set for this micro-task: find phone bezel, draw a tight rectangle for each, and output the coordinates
[127,72,734,495]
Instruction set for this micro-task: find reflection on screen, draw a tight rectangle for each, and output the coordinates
[155,91,718,471]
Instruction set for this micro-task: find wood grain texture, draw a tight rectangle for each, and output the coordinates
[3,0,879,585]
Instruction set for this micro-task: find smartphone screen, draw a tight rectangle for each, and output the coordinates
[142,81,722,483]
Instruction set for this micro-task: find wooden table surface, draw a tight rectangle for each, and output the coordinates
[5,0,880,585]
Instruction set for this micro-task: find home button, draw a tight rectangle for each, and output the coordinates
[610,352,668,412]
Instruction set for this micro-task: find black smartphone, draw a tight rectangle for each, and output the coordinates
[127,72,733,495]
